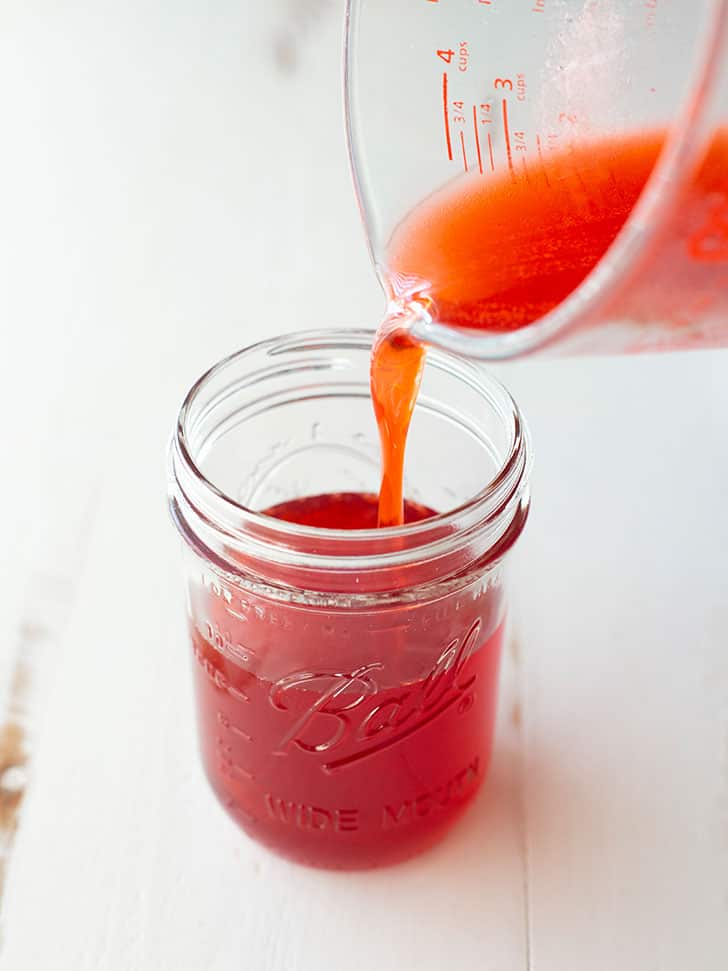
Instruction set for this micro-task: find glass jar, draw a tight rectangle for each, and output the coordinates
[167,329,532,869]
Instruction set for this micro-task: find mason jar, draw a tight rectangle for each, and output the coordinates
[168,329,532,869]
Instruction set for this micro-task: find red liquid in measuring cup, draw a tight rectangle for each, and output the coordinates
[191,492,504,869]
[372,129,728,525]
[372,134,664,525]
[386,130,667,330]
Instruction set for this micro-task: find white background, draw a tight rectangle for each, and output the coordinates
[0,3,727,969]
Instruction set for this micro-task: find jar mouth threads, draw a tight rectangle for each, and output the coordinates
[168,329,532,596]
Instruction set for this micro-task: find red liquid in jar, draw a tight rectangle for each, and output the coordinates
[263,490,435,528]
[191,492,505,869]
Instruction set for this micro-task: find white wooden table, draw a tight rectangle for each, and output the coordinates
[1,5,726,968]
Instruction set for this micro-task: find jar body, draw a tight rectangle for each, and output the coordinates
[186,548,506,869]
[169,330,531,868]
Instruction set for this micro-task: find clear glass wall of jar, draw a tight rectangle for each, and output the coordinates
[168,330,532,869]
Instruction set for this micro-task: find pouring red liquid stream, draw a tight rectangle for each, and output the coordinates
[370,324,427,527]
[371,127,728,525]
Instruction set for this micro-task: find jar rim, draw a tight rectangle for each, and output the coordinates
[168,329,532,589]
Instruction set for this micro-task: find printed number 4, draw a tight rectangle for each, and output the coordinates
[437,49,454,63]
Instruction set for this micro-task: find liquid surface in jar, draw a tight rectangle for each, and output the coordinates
[192,491,504,869]
[263,490,435,528]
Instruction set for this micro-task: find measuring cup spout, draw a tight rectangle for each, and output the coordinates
[382,298,433,339]
[406,305,566,361]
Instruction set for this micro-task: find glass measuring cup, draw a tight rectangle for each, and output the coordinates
[346,0,728,359]
[168,330,531,868]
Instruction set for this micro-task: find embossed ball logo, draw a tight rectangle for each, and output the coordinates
[269,619,481,771]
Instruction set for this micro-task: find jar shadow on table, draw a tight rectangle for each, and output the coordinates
[252,707,535,956]
[253,624,700,957]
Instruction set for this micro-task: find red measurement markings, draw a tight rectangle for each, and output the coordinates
[487,131,495,172]
[502,99,514,175]
[472,105,483,174]
[443,73,453,161]
[460,130,469,171]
